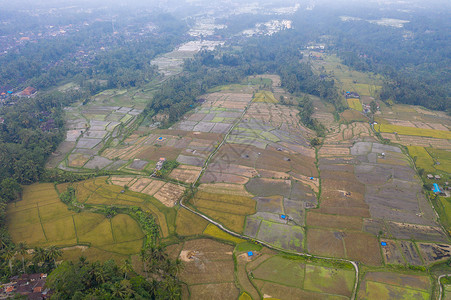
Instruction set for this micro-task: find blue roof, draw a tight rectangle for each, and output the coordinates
[247,251,253,256]
[433,183,441,193]
[381,242,387,246]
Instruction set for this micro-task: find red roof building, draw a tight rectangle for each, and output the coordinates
[20,87,37,97]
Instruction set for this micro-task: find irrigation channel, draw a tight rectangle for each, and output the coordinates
[179,101,361,299]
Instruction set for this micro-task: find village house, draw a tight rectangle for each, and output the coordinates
[19,87,37,97]
[0,273,50,299]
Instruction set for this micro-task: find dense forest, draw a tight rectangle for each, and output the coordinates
[288,2,450,112]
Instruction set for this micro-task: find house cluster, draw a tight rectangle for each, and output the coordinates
[18,87,37,98]
[155,157,166,171]
[344,91,360,99]
[427,174,450,196]
[0,273,50,299]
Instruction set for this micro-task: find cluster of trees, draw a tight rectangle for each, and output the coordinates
[147,32,342,127]
[288,2,450,112]
[46,247,181,299]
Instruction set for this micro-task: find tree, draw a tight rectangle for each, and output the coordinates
[120,259,133,280]
[32,247,47,266]
[46,246,62,267]
[16,242,28,273]
[3,246,16,274]
[370,100,378,113]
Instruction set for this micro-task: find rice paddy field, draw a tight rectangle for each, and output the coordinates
[6,183,145,260]
[34,66,451,298]
[347,98,363,111]
[357,272,431,300]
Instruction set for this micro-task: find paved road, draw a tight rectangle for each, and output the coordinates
[438,274,451,300]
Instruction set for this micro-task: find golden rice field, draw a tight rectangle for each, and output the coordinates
[407,146,436,173]
[253,91,278,103]
[375,124,451,140]
[6,183,145,258]
[347,98,363,111]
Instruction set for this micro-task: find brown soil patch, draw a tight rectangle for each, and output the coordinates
[257,169,290,179]
[68,153,90,167]
[306,212,363,231]
[165,243,184,261]
[136,145,182,161]
[110,176,137,187]
[316,206,371,218]
[153,183,185,207]
[290,173,320,193]
[140,180,165,196]
[206,163,258,178]
[319,146,350,156]
[201,171,249,184]
[129,177,153,193]
[307,228,346,258]
[189,283,239,300]
[343,231,382,265]
[289,155,318,177]
[169,165,201,183]
[279,143,315,157]
[198,183,253,197]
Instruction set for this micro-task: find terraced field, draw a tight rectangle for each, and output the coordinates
[7,183,145,260]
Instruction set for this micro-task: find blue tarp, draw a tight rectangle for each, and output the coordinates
[381,242,387,246]
[309,177,314,180]
[280,215,286,219]
[433,183,441,193]
[247,251,253,256]
[7,91,12,94]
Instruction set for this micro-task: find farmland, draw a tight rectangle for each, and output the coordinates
[11,66,451,299]
[347,98,363,111]
[6,183,145,259]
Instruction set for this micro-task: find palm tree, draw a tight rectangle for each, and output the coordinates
[46,246,62,266]
[32,247,47,266]
[140,248,149,278]
[78,255,88,267]
[110,282,127,299]
[120,259,133,279]
[3,247,16,274]
[0,229,10,250]
[16,242,28,273]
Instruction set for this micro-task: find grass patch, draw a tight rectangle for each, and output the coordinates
[235,242,262,253]
[252,255,305,288]
[303,264,355,297]
[360,281,429,300]
[374,124,451,139]
[203,224,245,244]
